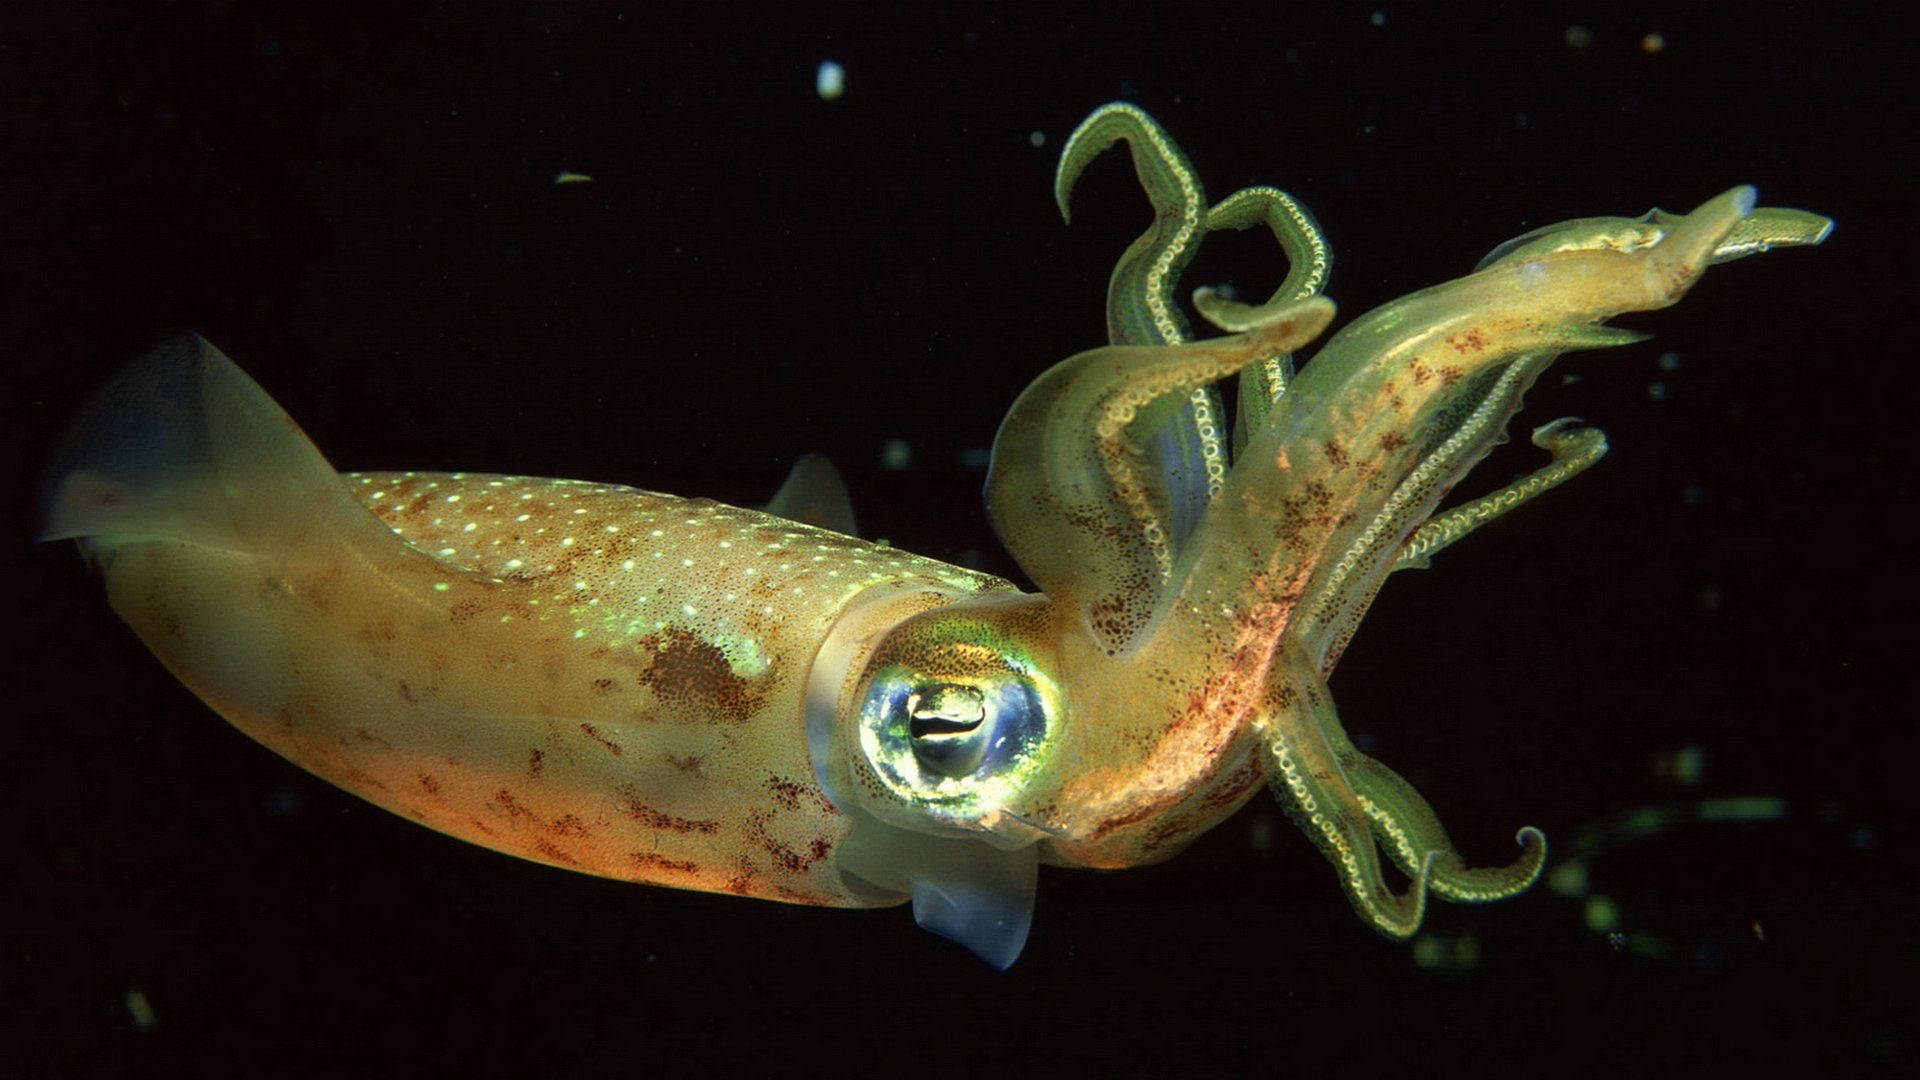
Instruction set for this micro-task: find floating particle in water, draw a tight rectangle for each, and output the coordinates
[1652,743,1706,787]
[553,171,593,185]
[816,60,845,100]
[1247,811,1275,853]
[880,438,912,470]
[1411,931,1482,971]
[1586,895,1622,933]
[125,987,158,1033]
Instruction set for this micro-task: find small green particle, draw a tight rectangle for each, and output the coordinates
[1698,796,1786,822]
[432,581,451,592]
[1547,858,1590,897]
[1616,806,1673,842]
[125,987,157,1032]
[1584,894,1621,933]
[1626,932,1672,960]
[553,170,593,185]
[1410,935,1445,968]
[1672,743,1705,785]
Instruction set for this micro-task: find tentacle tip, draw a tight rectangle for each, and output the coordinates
[1730,185,1758,218]
[1051,165,1078,224]
[1417,847,1442,878]
[1514,825,1547,854]
[1530,416,1584,441]
[1396,849,1442,938]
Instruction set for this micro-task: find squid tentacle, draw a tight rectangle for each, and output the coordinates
[1259,649,1435,937]
[1055,102,1225,548]
[1345,201,1833,599]
[1192,184,1331,456]
[1198,185,1332,327]
[985,299,1335,652]
[1301,200,1833,654]
[1348,754,1548,903]
[1293,355,1564,672]
[1117,188,1762,907]
[1288,665,1547,903]
[1154,186,1762,673]
[1393,417,1608,571]
[1477,203,1835,272]
[1054,102,1208,349]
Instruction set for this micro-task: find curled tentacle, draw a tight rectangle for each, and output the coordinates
[1345,754,1548,903]
[1260,648,1434,937]
[1393,417,1608,570]
[1055,102,1207,348]
[1198,185,1332,325]
[1175,189,1767,925]
[1152,186,1762,678]
[1055,103,1224,550]
[1293,355,1562,672]
[1289,667,1548,902]
[1289,197,1827,668]
[1192,184,1331,457]
[985,299,1335,652]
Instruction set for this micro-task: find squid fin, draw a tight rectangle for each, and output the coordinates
[40,334,393,559]
[765,453,859,537]
[834,818,1038,969]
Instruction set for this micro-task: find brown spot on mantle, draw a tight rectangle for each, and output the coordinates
[581,722,624,756]
[618,788,719,833]
[635,628,765,724]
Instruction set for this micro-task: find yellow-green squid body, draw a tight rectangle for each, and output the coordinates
[44,103,1829,967]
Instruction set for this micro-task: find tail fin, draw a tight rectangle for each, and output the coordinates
[40,335,392,559]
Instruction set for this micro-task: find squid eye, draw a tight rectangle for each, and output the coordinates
[856,657,1055,811]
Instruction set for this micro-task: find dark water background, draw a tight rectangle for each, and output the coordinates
[2,3,1908,1075]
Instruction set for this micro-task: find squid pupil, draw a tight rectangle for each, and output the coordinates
[905,685,985,740]
[910,714,981,738]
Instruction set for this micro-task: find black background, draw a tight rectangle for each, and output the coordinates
[2,3,1909,1075]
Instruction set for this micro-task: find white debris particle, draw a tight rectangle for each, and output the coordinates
[881,438,912,470]
[815,60,845,100]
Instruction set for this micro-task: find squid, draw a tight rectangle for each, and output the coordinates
[43,103,1830,967]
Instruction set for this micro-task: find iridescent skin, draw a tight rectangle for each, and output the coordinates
[43,103,1830,968]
